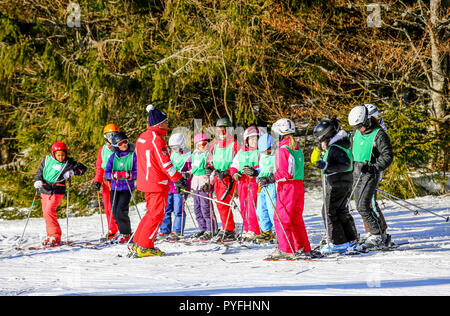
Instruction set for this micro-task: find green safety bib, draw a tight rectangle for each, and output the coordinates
[237,149,259,173]
[101,144,115,170]
[171,151,191,172]
[191,151,208,176]
[42,155,67,183]
[212,142,235,172]
[352,128,380,163]
[258,154,276,177]
[112,152,134,181]
[281,145,304,180]
[323,144,353,173]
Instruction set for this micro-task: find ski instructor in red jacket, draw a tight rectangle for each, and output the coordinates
[130,104,186,257]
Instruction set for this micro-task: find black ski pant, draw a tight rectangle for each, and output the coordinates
[110,190,132,235]
[323,174,358,245]
[354,172,384,235]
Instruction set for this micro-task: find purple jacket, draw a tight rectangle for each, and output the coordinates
[105,149,137,191]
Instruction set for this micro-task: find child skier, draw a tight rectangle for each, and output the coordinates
[259,118,312,259]
[34,142,87,246]
[190,133,217,240]
[206,118,240,242]
[104,132,137,244]
[313,119,358,254]
[93,123,120,239]
[348,105,393,249]
[255,133,277,243]
[159,133,192,240]
[230,125,261,241]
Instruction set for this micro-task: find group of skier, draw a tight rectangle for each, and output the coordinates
[33,102,393,260]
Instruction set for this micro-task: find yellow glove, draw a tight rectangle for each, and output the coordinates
[310,147,322,168]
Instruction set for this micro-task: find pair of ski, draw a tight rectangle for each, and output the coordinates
[15,239,114,252]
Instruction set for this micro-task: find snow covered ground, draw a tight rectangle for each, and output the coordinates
[0,187,449,296]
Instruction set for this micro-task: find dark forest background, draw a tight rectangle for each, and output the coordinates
[0,0,448,218]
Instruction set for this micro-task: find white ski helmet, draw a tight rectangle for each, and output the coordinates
[243,125,260,142]
[168,133,186,149]
[272,118,296,137]
[364,103,380,119]
[348,105,369,127]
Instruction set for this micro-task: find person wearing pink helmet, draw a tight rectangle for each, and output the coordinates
[190,133,218,240]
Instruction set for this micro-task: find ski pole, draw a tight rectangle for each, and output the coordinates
[17,189,39,248]
[321,170,331,248]
[376,190,419,215]
[66,179,71,244]
[125,179,141,220]
[377,189,449,222]
[97,190,105,238]
[181,189,233,207]
[183,195,199,232]
[108,179,118,236]
[263,186,295,254]
[346,171,363,210]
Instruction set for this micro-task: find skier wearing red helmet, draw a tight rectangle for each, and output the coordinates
[33,142,87,246]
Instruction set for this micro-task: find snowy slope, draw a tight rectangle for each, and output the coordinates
[0,187,449,296]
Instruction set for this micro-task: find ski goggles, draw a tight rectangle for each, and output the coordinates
[196,140,209,147]
[117,139,129,147]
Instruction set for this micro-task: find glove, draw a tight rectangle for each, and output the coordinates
[34,181,43,189]
[63,170,75,180]
[232,172,241,182]
[217,170,229,181]
[94,182,101,191]
[257,174,276,187]
[200,183,210,193]
[361,163,377,174]
[174,177,187,194]
[316,160,327,170]
[310,146,322,167]
[182,172,191,180]
[243,166,258,177]
[122,171,132,180]
[111,171,121,180]
[205,166,214,176]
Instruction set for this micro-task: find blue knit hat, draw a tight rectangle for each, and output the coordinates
[146,104,167,126]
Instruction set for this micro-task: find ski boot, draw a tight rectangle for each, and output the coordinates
[129,245,166,258]
[189,231,205,240]
[42,236,60,247]
[264,248,297,261]
[111,233,132,244]
[255,230,274,243]
[239,231,257,242]
[198,231,214,241]
[212,229,236,242]
[320,242,350,255]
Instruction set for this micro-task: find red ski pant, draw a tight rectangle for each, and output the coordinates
[238,178,261,235]
[41,193,64,241]
[102,179,118,234]
[133,191,168,249]
[274,180,311,253]
[214,176,237,231]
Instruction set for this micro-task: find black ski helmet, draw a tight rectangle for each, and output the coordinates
[313,120,338,142]
[111,132,129,148]
[216,117,232,127]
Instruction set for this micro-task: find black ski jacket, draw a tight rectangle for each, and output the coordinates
[350,123,394,175]
[323,131,353,188]
[34,157,87,195]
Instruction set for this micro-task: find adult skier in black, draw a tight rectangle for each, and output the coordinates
[348,105,394,249]
[314,119,358,254]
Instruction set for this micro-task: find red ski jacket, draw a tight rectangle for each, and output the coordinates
[135,125,182,193]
